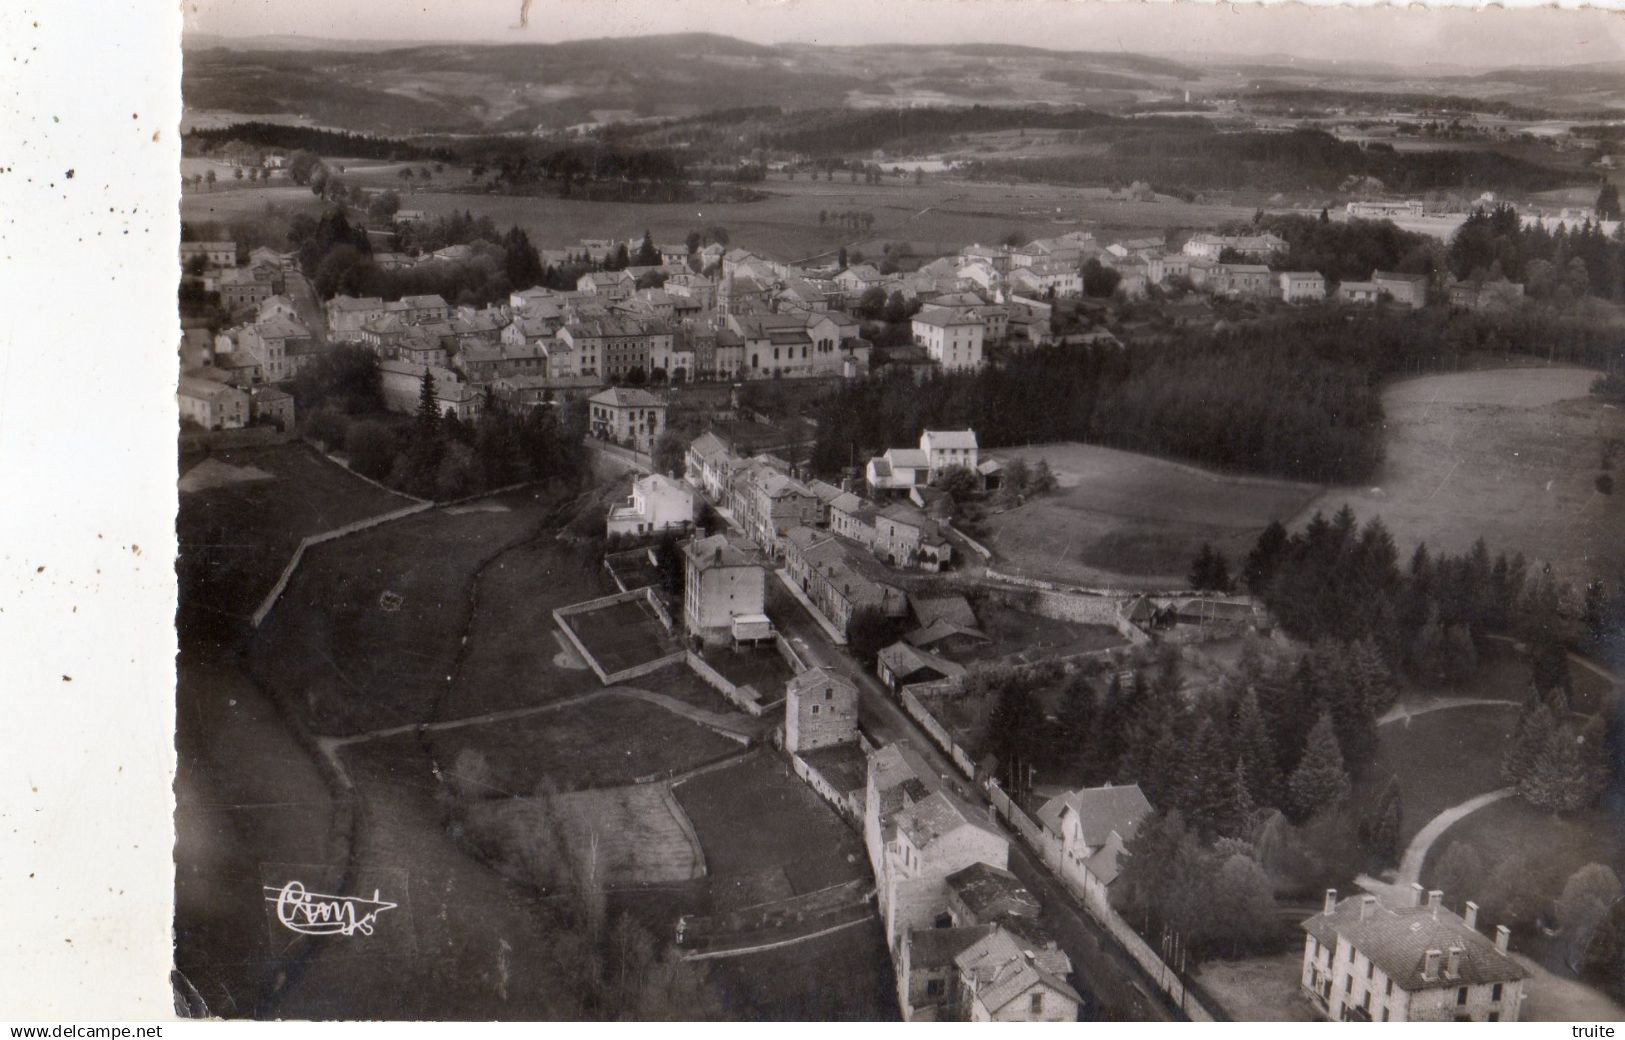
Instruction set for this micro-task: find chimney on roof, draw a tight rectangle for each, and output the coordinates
[1496,925,1511,954]
[1428,889,1443,918]
[1423,949,1442,981]
[1323,889,1337,916]
[1360,895,1377,922]
[1465,901,1479,930]
[1411,882,1426,908]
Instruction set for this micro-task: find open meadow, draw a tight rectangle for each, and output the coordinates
[248,489,578,736]
[673,752,872,912]
[427,693,745,795]
[182,170,1256,263]
[177,443,411,634]
[981,442,1323,589]
[1295,366,1625,591]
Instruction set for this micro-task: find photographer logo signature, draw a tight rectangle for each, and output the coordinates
[264,880,398,937]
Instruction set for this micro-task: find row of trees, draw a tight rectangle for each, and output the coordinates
[287,207,555,307]
[291,346,589,501]
[981,633,1391,840]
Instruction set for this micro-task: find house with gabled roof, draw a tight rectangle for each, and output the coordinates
[876,641,965,693]
[1035,782,1152,886]
[953,925,1082,1021]
[588,386,667,452]
[684,431,734,500]
[881,790,1009,952]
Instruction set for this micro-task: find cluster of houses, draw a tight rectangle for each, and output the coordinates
[179,214,1503,438]
[177,241,304,431]
[772,656,1089,1020]
[682,428,992,639]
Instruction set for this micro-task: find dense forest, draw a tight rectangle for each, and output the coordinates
[183,122,449,162]
[813,332,1382,483]
[814,304,1625,484]
[1449,203,1625,302]
[963,127,1582,195]
[1228,213,1441,284]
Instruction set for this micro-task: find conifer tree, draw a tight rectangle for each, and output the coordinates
[1233,686,1282,808]
[1503,699,1555,789]
[1288,711,1351,821]
[1056,671,1096,773]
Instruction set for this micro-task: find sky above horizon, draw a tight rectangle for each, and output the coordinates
[185,0,1625,69]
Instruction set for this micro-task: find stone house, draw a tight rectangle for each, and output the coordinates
[784,667,859,753]
[1301,887,1528,1022]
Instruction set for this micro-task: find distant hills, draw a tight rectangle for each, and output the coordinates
[180,31,1624,137]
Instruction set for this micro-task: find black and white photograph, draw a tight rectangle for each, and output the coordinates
[6,0,1625,1027]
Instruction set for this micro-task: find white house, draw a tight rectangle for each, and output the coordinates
[178,376,250,430]
[868,429,980,493]
[1302,887,1528,1022]
[1338,280,1383,305]
[683,534,765,644]
[1279,271,1327,302]
[606,473,696,537]
[911,306,985,372]
[1035,783,1152,886]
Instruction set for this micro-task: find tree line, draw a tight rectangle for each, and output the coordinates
[971,634,1398,960]
[812,320,1385,484]
[1449,204,1625,303]
[815,304,1625,485]
[963,127,1581,196]
[1242,507,1572,693]
[1237,212,1441,286]
[294,348,589,502]
[183,122,449,163]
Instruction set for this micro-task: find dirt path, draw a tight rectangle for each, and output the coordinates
[1378,697,1514,727]
[323,688,611,749]
[681,915,875,962]
[1356,787,1516,904]
[617,688,759,743]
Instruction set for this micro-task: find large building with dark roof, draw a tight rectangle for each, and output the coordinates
[1301,886,1528,1022]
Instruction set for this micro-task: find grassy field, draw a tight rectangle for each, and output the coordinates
[464,782,707,887]
[707,917,900,1021]
[248,491,564,736]
[1359,704,1522,846]
[981,442,1322,588]
[1194,952,1318,1022]
[450,536,609,717]
[180,183,328,223]
[177,443,411,634]
[1295,366,1625,591]
[674,752,871,912]
[428,694,744,795]
[1420,796,1625,953]
[703,645,797,693]
[181,171,1256,263]
[561,596,676,676]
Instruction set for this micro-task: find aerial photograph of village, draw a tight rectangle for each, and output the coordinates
[170,0,1625,1023]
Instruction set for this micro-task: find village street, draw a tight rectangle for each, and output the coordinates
[769,580,1181,1022]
